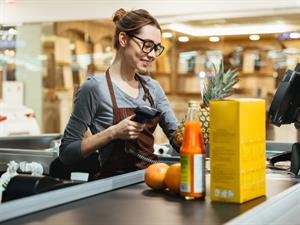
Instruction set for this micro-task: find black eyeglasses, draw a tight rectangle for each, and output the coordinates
[127,34,165,57]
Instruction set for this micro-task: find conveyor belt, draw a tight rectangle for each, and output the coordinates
[1,173,299,225]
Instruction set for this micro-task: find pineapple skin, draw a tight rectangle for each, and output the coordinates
[174,118,185,147]
[198,106,210,146]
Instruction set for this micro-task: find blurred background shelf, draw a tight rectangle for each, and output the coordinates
[1,5,300,144]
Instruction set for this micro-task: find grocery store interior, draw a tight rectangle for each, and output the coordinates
[0,1,300,224]
[1,0,300,142]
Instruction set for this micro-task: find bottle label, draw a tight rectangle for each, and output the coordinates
[180,154,191,192]
[193,154,205,193]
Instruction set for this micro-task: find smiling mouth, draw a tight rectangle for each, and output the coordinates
[141,60,152,67]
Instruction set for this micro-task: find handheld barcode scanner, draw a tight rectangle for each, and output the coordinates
[132,106,160,123]
[268,63,300,175]
[126,106,161,164]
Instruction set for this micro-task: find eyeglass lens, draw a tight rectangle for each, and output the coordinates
[130,34,164,56]
[143,41,164,56]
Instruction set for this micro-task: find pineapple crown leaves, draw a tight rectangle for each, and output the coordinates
[202,61,239,107]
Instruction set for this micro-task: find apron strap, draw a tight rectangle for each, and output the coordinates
[105,69,118,112]
[106,69,155,109]
[135,74,155,107]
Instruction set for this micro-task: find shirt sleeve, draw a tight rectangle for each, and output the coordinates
[59,79,100,165]
[154,81,180,149]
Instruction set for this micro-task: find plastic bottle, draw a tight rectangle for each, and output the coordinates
[180,101,206,200]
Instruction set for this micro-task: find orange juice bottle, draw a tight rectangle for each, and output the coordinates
[180,101,206,200]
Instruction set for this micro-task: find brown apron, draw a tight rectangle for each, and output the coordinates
[96,70,160,178]
[50,70,160,181]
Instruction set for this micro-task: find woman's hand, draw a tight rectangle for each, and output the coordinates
[111,115,145,140]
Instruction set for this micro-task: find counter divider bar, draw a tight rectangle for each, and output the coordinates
[0,170,145,223]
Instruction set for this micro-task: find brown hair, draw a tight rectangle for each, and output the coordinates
[112,8,161,49]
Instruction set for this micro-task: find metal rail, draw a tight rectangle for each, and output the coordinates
[0,170,145,223]
[226,182,300,225]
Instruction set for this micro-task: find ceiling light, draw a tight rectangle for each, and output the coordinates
[105,46,112,52]
[165,23,299,36]
[178,36,189,42]
[4,49,10,55]
[9,50,15,57]
[69,43,75,50]
[249,34,260,41]
[162,32,172,38]
[209,36,220,42]
[198,71,206,78]
[289,32,300,39]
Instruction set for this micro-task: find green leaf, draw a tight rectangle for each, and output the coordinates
[202,60,239,102]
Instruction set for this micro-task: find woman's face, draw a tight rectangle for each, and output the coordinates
[124,25,162,74]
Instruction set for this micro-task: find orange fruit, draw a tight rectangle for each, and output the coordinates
[164,163,181,194]
[144,163,169,190]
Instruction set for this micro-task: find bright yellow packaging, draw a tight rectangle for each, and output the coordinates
[210,99,266,203]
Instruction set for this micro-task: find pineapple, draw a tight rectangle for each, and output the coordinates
[197,106,210,145]
[174,61,239,147]
[174,115,186,147]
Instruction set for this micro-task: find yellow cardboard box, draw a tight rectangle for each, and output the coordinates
[210,99,266,203]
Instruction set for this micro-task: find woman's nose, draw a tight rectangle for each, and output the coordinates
[147,48,156,58]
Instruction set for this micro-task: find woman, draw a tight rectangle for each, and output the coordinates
[58,8,179,180]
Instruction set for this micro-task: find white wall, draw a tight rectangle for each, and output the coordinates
[15,24,43,131]
[1,0,300,24]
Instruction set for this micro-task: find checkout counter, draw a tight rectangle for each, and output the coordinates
[0,141,299,225]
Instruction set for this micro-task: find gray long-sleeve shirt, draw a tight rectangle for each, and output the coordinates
[59,74,179,165]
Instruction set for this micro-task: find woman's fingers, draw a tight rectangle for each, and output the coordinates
[125,127,143,139]
[113,114,146,140]
[126,114,145,127]
[130,132,141,139]
[128,124,144,132]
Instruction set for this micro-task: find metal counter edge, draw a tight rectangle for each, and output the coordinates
[0,170,145,223]
[225,182,300,225]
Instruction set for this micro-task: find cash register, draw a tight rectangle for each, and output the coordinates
[269,63,300,175]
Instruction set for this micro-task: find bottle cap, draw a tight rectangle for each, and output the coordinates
[188,100,199,108]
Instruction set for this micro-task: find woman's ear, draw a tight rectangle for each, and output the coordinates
[119,32,128,48]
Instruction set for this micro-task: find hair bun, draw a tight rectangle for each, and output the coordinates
[113,8,127,23]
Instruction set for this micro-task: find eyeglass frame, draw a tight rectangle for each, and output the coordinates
[126,33,165,57]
